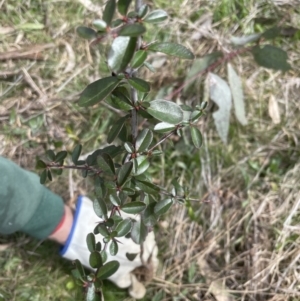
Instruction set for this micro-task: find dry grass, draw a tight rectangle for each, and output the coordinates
[1,0,300,300]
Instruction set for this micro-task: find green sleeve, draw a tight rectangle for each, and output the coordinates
[0,156,64,239]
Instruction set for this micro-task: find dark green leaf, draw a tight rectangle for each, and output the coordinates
[128,77,150,92]
[103,0,116,26]
[111,18,123,27]
[40,169,47,184]
[143,202,158,226]
[122,187,135,195]
[262,26,281,39]
[117,161,133,187]
[96,241,102,252]
[36,159,47,169]
[74,259,85,278]
[133,156,150,176]
[107,116,127,144]
[126,253,138,261]
[131,220,147,244]
[122,201,146,214]
[171,179,184,196]
[154,198,173,215]
[55,151,67,163]
[136,129,153,152]
[131,50,147,69]
[76,26,97,40]
[47,170,52,181]
[117,121,128,142]
[82,169,88,178]
[93,198,108,219]
[101,250,108,264]
[89,251,103,269]
[96,260,120,279]
[124,142,134,153]
[143,9,168,23]
[71,268,83,281]
[93,19,107,31]
[115,219,132,237]
[127,11,138,18]
[79,77,120,107]
[119,24,146,37]
[106,87,133,110]
[108,37,137,73]
[153,122,176,133]
[46,150,55,161]
[109,241,118,256]
[190,126,202,149]
[147,99,183,124]
[97,153,115,175]
[109,193,122,206]
[96,224,110,237]
[72,144,82,164]
[190,110,203,122]
[86,233,96,252]
[251,45,291,71]
[135,179,160,195]
[148,42,194,60]
[137,4,148,18]
[117,0,132,16]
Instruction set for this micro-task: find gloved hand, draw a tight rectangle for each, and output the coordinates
[60,196,158,299]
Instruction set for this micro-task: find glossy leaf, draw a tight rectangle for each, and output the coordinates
[137,4,148,18]
[190,126,203,149]
[97,153,115,175]
[117,161,133,186]
[133,156,150,176]
[46,150,55,161]
[93,19,107,31]
[106,94,133,111]
[251,45,291,71]
[143,9,168,23]
[101,250,108,264]
[122,201,146,214]
[109,241,118,256]
[74,259,85,278]
[148,42,194,60]
[136,129,153,152]
[124,142,134,153]
[128,77,150,92]
[153,122,176,133]
[76,26,97,40]
[154,198,173,215]
[147,99,183,124]
[143,202,158,226]
[36,159,47,169]
[89,251,102,269]
[103,0,116,26]
[107,116,127,144]
[131,50,147,69]
[40,169,47,184]
[72,144,82,164]
[126,253,138,261]
[93,198,108,219]
[96,260,120,279]
[117,0,132,16]
[119,24,146,37]
[227,63,247,125]
[135,180,160,195]
[55,151,67,162]
[109,193,122,206]
[209,73,232,144]
[131,220,147,244]
[115,219,132,237]
[79,77,120,107]
[108,37,137,73]
[86,233,96,252]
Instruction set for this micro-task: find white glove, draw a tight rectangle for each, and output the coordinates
[60,196,158,298]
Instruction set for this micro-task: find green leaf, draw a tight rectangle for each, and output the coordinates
[76,26,97,40]
[126,253,138,261]
[40,169,47,184]
[136,129,153,152]
[117,0,132,16]
[128,77,150,92]
[109,241,118,256]
[108,37,137,73]
[72,144,82,164]
[124,142,134,153]
[109,193,122,206]
[86,233,96,252]
[230,33,261,46]
[71,268,83,281]
[131,220,147,244]
[153,122,176,133]
[262,26,281,39]
[133,156,150,176]
[95,224,110,237]
[117,161,133,187]
[36,159,47,169]
[131,50,147,69]
[79,77,120,107]
[93,19,107,31]
[143,202,158,226]
[89,251,103,269]
[144,61,156,72]
[74,259,85,278]
[106,90,133,111]
[251,45,291,71]
[147,99,183,124]
[47,170,52,181]
[119,24,146,37]
[227,63,247,126]
[115,219,132,237]
[122,201,146,214]
[154,198,173,215]
[107,116,127,144]
[135,179,160,195]
[93,198,108,219]
[103,0,116,26]
[100,250,108,264]
[96,260,120,279]
[190,127,203,149]
[97,153,115,175]
[143,9,168,23]
[148,42,194,60]
[55,151,67,163]
[46,150,55,161]
[137,4,148,18]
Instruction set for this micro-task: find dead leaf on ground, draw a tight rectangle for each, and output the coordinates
[268,95,281,124]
